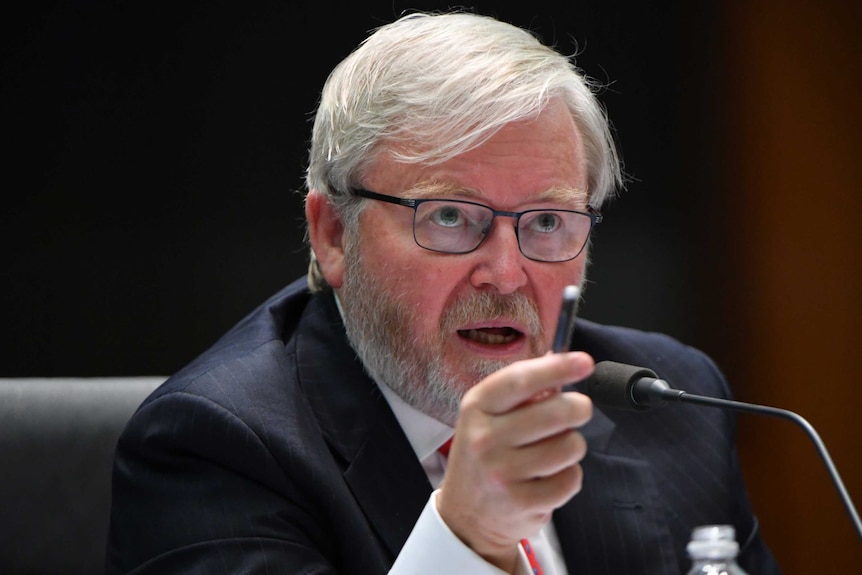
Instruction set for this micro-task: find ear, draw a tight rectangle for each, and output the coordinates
[305,189,346,288]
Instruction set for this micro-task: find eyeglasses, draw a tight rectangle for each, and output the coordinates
[352,188,601,262]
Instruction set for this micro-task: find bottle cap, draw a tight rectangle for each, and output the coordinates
[687,525,740,560]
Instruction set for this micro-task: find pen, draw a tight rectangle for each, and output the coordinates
[552,285,580,353]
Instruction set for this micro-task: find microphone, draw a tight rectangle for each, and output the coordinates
[581,360,862,541]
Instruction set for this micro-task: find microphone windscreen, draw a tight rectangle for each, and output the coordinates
[584,361,659,410]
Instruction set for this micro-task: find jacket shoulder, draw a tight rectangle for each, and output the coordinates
[147,278,314,400]
[573,318,731,398]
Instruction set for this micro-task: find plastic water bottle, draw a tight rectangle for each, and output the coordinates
[685,525,748,575]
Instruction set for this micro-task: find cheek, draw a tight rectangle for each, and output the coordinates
[400,260,463,333]
[355,208,474,339]
[359,234,456,333]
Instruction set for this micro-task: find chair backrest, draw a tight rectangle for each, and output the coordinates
[0,377,164,575]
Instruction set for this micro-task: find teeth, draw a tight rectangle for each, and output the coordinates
[463,329,518,345]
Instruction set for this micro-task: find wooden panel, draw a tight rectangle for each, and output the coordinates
[718,2,862,571]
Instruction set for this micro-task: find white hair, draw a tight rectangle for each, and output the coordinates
[305,11,622,290]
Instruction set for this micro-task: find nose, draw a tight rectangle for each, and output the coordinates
[468,217,528,294]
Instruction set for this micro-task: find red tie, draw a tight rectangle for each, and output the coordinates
[437,438,544,575]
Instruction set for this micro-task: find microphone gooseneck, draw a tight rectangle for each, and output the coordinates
[582,360,862,541]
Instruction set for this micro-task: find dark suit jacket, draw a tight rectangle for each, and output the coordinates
[106,278,780,574]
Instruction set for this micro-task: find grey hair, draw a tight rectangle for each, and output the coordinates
[305,11,622,291]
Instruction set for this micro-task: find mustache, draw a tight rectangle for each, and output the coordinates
[439,290,543,337]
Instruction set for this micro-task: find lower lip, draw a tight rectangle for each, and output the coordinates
[455,332,529,356]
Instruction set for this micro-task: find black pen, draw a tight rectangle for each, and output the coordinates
[552,285,580,353]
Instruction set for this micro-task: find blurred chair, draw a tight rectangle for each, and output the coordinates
[0,377,164,575]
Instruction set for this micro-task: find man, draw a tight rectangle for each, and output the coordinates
[106,11,781,575]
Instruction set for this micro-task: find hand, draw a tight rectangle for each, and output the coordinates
[436,351,594,572]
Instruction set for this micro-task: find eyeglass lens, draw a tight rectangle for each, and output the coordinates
[413,200,592,262]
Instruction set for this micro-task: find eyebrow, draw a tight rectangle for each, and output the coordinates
[407,181,588,206]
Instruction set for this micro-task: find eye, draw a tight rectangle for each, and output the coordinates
[429,204,466,228]
[526,211,562,233]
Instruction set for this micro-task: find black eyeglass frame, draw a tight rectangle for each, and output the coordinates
[351,187,602,263]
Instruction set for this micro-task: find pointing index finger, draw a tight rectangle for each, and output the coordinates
[466,351,595,415]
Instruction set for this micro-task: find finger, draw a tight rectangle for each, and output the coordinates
[492,391,592,448]
[509,462,585,511]
[476,426,587,487]
[508,428,589,480]
[463,351,594,416]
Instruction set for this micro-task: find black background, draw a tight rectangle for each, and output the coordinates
[3,0,720,376]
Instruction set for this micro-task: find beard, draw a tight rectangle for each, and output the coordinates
[338,241,546,426]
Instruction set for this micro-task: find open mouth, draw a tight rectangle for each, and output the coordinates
[457,327,523,345]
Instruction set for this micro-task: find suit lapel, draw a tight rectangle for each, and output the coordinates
[553,407,679,575]
[295,292,432,559]
[342,412,433,556]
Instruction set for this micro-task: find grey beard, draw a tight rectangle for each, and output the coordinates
[338,241,544,426]
[339,253,463,425]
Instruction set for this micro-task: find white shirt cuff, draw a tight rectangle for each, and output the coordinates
[388,489,533,575]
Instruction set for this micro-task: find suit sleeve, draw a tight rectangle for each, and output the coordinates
[105,390,376,575]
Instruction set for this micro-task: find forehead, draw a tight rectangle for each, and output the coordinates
[363,100,589,208]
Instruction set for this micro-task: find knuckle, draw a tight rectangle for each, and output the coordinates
[566,429,587,458]
[553,430,586,468]
[556,464,583,498]
[459,388,484,415]
[566,392,592,425]
[544,465,583,509]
